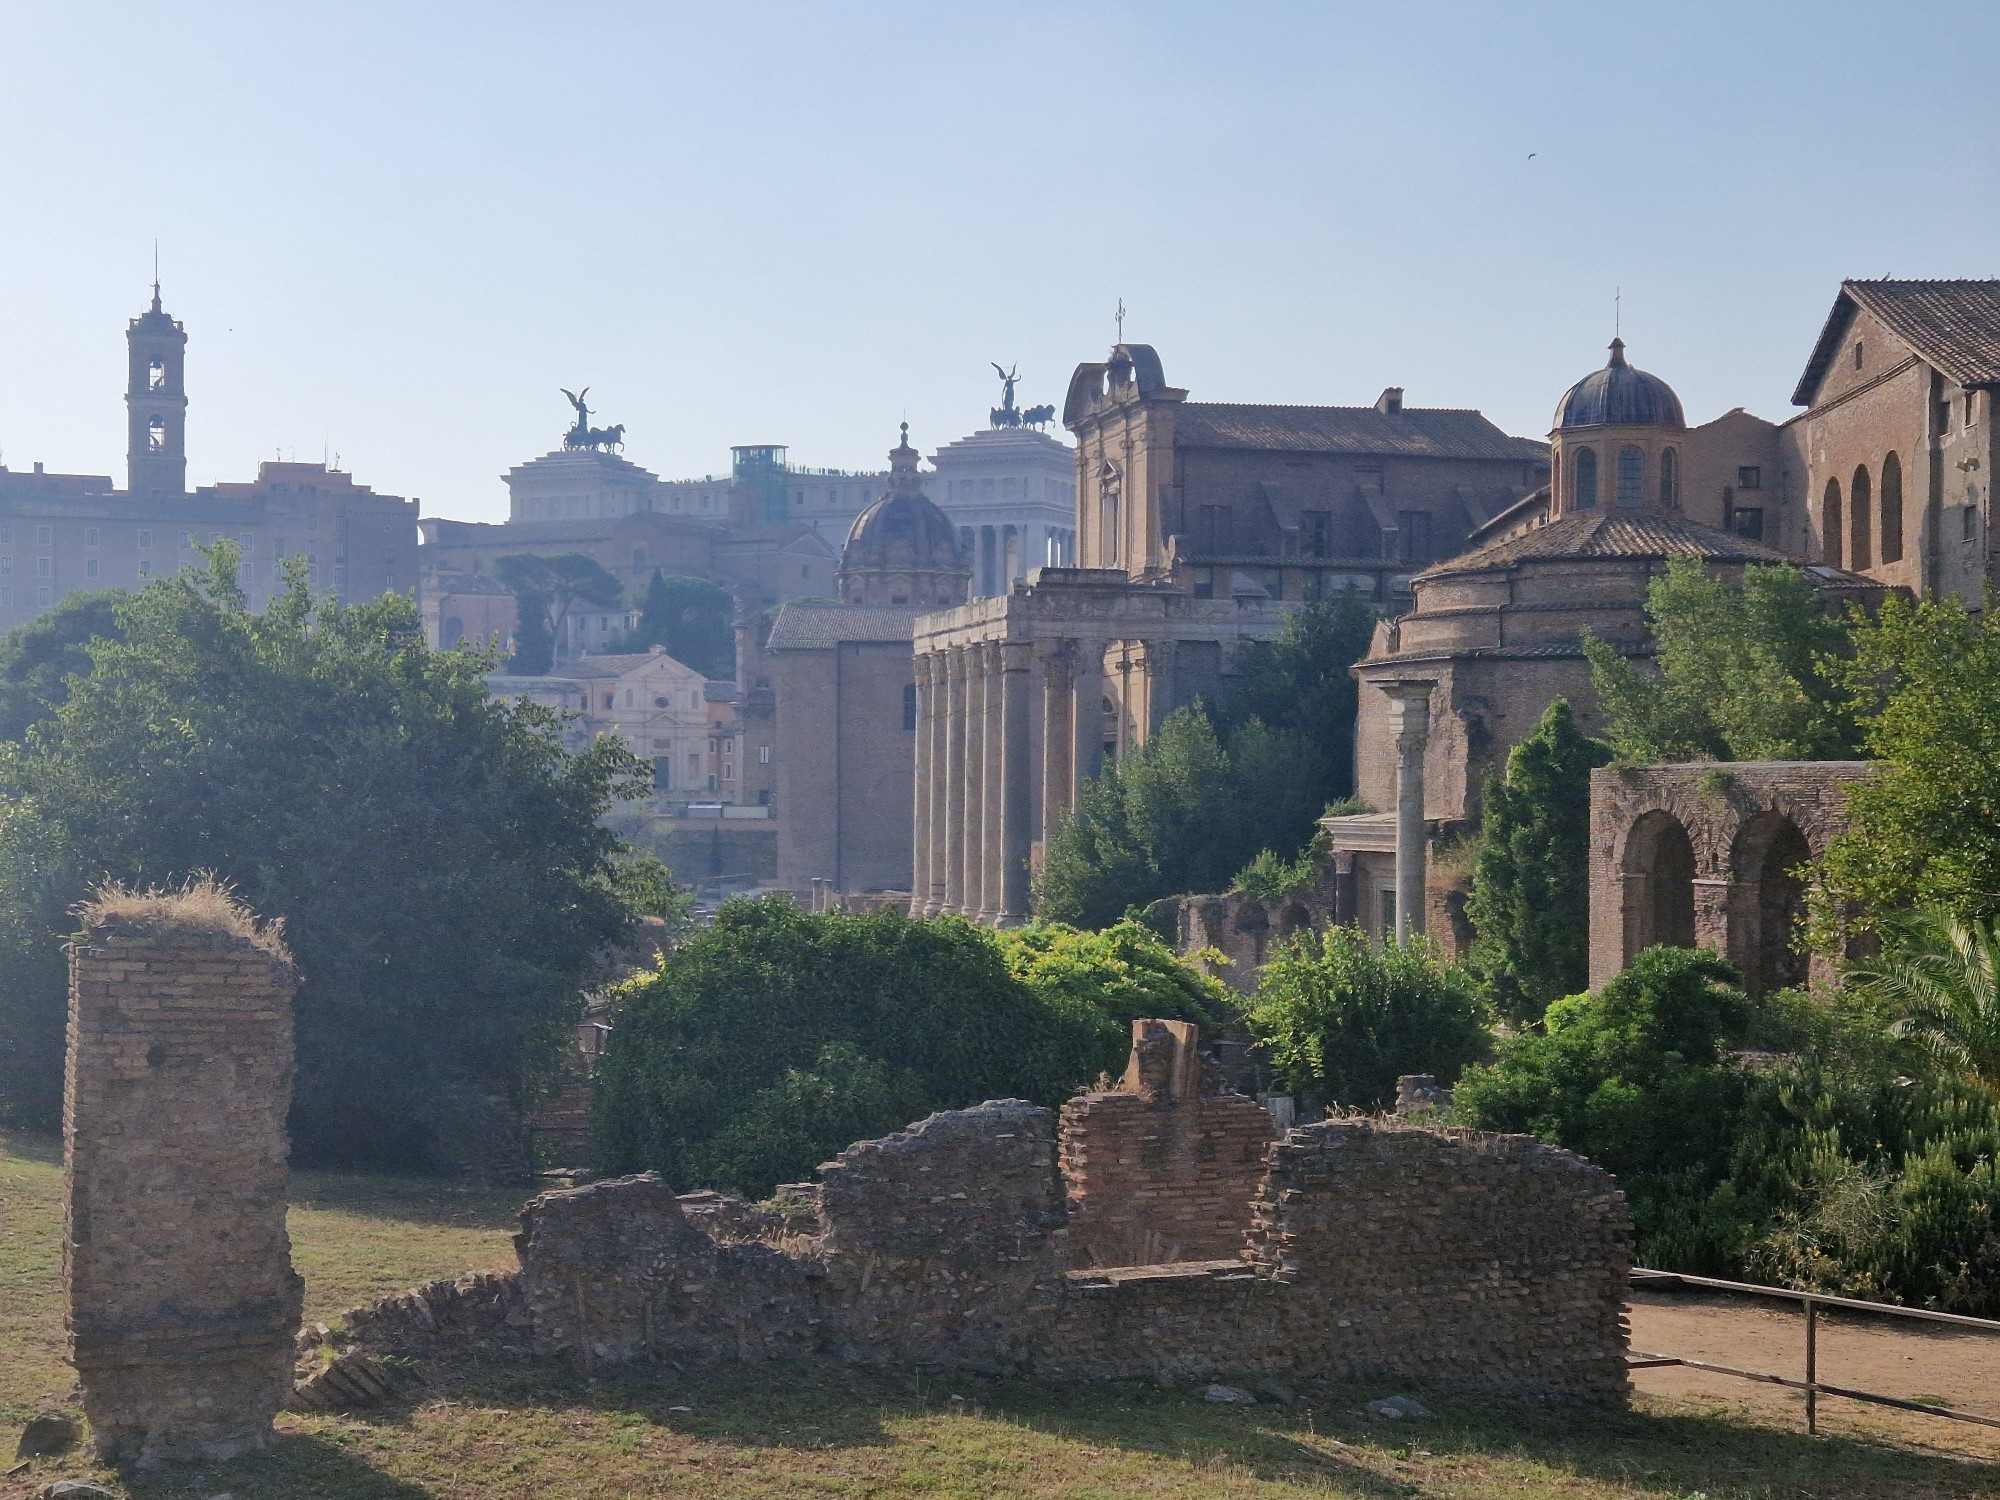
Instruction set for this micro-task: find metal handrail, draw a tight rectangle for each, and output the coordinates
[1630,1266,2000,1436]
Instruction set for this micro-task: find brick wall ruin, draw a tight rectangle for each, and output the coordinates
[65,889,301,1465]
[331,1024,1632,1403]
[1059,1019,1277,1265]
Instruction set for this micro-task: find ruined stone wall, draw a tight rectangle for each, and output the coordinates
[337,1089,1630,1402]
[66,900,301,1465]
[1058,1020,1276,1266]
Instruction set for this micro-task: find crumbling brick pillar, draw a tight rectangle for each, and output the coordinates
[1059,1020,1277,1267]
[65,886,302,1466]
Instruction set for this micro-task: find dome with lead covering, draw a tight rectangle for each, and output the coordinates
[1554,339,1685,430]
[836,425,970,608]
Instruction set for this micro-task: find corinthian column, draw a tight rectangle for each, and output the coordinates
[1073,640,1105,798]
[909,653,933,917]
[999,640,1033,925]
[942,648,967,917]
[1381,680,1437,944]
[1040,643,1075,850]
[962,646,987,919]
[924,652,948,915]
[978,640,1005,923]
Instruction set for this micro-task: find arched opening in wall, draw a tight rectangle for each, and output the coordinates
[1616,446,1645,506]
[1732,812,1811,997]
[1659,447,1678,507]
[442,616,465,647]
[1572,446,1598,510]
[1622,810,1697,962]
[1233,899,1270,968]
[146,415,166,453]
[1881,452,1904,563]
[1822,478,1844,566]
[1850,464,1873,571]
[1278,903,1312,939]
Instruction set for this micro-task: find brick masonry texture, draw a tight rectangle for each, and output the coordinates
[65,915,302,1465]
[1059,1020,1278,1266]
[330,1026,1632,1402]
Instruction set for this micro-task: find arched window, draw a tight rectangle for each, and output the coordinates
[1850,464,1873,571]
[146,415,166,453]
[1881,451,1904,563]
[1572,446,1598,510]
[1822,478,1843,566]
[1659,447,1678,507]
[1616,445,1645,506]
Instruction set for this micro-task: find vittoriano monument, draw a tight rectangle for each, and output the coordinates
[561,387,627,452]
[989,364,1055,431]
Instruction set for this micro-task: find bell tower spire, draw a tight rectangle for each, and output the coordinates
[126,278,188,497]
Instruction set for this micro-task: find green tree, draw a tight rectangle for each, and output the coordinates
[1815,594,2000,932]
[0,589,125,741]
[1244,926,1490,1111]
[1033,593,1377,929]
[494,552,624,675]
[612,571,736,679]
[0,547,652,1160]
[1464,699,1612,1022]
[591,901,1219,1195]
[1581,557,1856,762]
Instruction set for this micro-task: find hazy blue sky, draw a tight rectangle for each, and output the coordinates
[3,2,1996,524]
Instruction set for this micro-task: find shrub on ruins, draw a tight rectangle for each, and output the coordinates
[1464,699,1612,1024]
[592,900,1225,1196]
[0,548,652,1158]
[1581,557,1858,763]
[1033,591,1376,930]
[1243,926,1490,1112]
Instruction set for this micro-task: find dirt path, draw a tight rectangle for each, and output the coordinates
[1628,1289,2000,1460]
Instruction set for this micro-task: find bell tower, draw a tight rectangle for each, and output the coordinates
[126,282,188,497]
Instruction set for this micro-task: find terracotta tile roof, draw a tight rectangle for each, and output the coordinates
[1173,403,1548,463]
[1417,509,1865,578]
[1794,279,2000,405]
[764,602,919,650]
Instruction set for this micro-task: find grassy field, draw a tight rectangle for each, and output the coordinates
[5,1130,1999,1500]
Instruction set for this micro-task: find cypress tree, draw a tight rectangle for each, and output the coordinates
[1465,699,1612,1022]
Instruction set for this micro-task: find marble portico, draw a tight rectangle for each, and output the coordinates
[910,569,1289,925]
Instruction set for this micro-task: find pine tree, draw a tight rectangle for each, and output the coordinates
[1465,699,1612,1022]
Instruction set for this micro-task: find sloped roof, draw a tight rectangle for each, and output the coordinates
[1418,509,1834,577]
[764,602,919,650]
[567,650,703,679]
[1173,402,1548,462]
[1794,279,2000,405]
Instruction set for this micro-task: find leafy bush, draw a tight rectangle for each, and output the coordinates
[592,901,1224,1196]
[1244,926,1490,1111]
[1232,847,1318,903]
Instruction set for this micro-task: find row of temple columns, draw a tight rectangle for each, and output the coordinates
[911,638,1106,925]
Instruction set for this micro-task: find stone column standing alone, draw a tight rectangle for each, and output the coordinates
[1381,680,1436,944]
[65,882,301,1466]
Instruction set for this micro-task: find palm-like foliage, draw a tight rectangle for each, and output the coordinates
[1848,908,2000,1092]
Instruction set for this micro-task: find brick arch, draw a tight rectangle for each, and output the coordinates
[1728,811,1812,996]
[1619,809,1697,961]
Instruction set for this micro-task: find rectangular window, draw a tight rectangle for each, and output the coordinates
[138,561,150,578]
[1397,511,1434,563]
[180,531,193,549]
[35,526,51,545]
[723,761,733,779]
[35,557,52,578]
[1300,510,1333,557]
[138,528,152,547]
[602,694,614,710]
[36,585,51,606]
[239,533,253,552]
[0,526,12,542]
[1732,507,1765,540]
[84,527,99,547]
[723,738,734,754]
[1736,466,1762,490]
[0,558,11,576]
[759,745,771,765]
[0,584,9,606]
[84,559,98,579]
